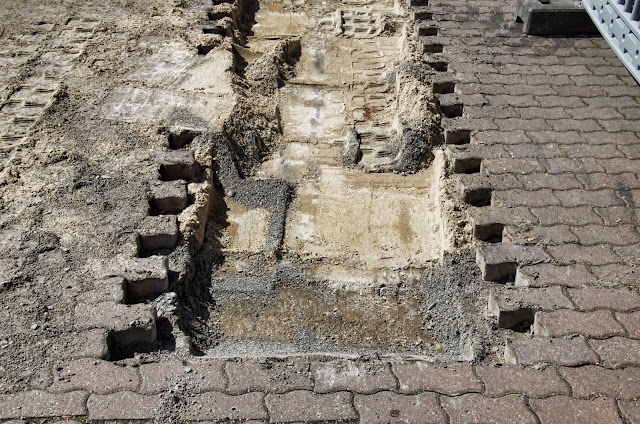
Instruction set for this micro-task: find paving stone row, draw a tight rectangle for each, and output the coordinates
[2,357,640,421]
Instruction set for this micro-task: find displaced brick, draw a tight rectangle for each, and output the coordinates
[475,364,569,397]
[476,243,550,282]
[139,359,226,394]
[264,391,356,423]
[442,394,537,424]
[87,392,159,420]
[312,360,396,394]
[590,337,640,368]
[75,302,157,346]
[505,336,599,366]
[354,392,446,424]
[184,392,268,421]
[49,358,139,394]
[568,287,640,311]
[530,396,622,424]
[393,362,482,395]
[560,365,640,399]
[0,390,88,419]
[226,359,313,394]
[533,309,625,338]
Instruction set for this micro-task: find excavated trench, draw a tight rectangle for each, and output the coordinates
[172,0,492,362]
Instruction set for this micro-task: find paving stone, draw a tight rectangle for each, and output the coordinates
[481,158,545,175]
[488,286,572,328]
[476,243,550,282]
[515,263,596,288]
[312,360,396,394]
[530,206,602,226]
[75,302,157,346]
[264,391,356,423]
[139,215,179,250]
[0,390,88,419]
[467,206,535,241]
[617,311,640,339]
[442,393,537,424]
[534,309,625,338]
[554,189,624,208]
[155,149,198,181]
[568,287,640,311]
[49,358,139,394]
[505,336,599,366]
[590,264,640,286]
[457,174,492,206]
[184,392,268,421]
[139,359,226,394]
[503,225,578,246]
[87,391,159,420]
[354,391,446,424]
[530,396,622,424]
[590,337,640,368]
[76,328,110,360]
[560,365,640,399]
[226,359,313,394]
[492,189,559,208]
[149,179,188,214]
[475,364,569,397]
[619,400,640,424]
[542,157,605,174]
[393,362,482,395]
[570,224,640,246]
[517,173,582,190]
[547,244,620,266]
[76,277,126,304]
[98,255,169,299]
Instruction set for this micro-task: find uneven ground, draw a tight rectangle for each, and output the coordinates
[1,0,640,422]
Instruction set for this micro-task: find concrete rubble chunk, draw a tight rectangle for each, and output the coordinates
[155,149,198,181]
[488,285,573,329]
[75,302,157,347]
[149,179,188,214]
[139,215,179,250]
[477,243,551,282]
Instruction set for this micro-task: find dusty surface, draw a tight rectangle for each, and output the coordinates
[0,0,486,396]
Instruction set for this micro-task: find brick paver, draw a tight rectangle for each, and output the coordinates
[530,396,623,424]
[354,391,446,424]
[393,362,482,395]
[441,393,537,424]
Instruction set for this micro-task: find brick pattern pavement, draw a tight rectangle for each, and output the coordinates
[3,0,640,421]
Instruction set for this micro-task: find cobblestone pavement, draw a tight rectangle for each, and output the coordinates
[2,0,640,421]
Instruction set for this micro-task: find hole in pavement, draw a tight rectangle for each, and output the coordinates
[165,0,493,362]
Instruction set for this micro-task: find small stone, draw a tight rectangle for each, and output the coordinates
[184,367,192,373]
[31,324,39,330]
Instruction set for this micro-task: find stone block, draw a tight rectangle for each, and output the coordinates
[149,179,188,214]
[155,149,198,181]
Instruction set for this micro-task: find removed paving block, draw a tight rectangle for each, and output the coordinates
[476,243,550,282]
[75,302,157,347]
[488,285,573,329]
[155,150,198,181]
[149,179,188,214]
[139,215,179,250]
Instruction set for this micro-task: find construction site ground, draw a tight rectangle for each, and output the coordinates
[1,0,640,422]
